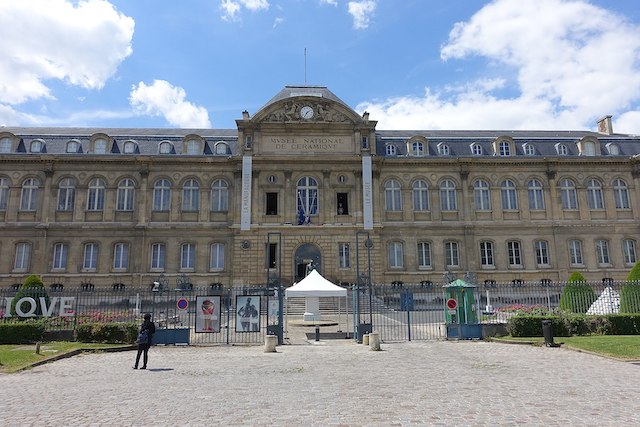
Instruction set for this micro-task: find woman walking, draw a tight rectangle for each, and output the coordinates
[133,313,156,370]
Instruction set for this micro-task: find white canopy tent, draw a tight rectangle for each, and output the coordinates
[285,270,348,325]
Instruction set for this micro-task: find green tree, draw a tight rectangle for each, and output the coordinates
[10,275,50,317]
[621,260,640,313]
[559,271,595,313]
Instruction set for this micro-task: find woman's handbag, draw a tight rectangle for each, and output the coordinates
[136,329,149,345]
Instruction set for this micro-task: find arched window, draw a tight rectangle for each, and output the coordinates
[30,139,44,153]
[385,144,397,156]
[215,142,229,155]
[297,177,318,223]
[83,243,99,270]
[384,179,402,211]
[559,179,578,209]
[93,138,108,154]
[412,180,429,211]
[582,140,596,156]
[586,178,604,209]
[0,137,12,153]
[613,178,630,209]
[20,178,39,211]
[498,141,511,156]
[186,139,200,155]
[153,179,171,211]
[501,179,518,209]
[470,143,483,155]
[66,140,80,153]
[123,140,137,154]
[116,178,135,211]
[182,179,200,211]
[439,179,457,211]
[113,242,129,270]
[527,179,545,210]
[411,141,424,157]
[87,178,106,211]
[211,179,229,212]
[473,179,491,211]
[437,143,450,155]
[159,141,173,154]
[57,178,76,211]
[523,143,535,155]
[555,143,568,156]
[606,143,620,155]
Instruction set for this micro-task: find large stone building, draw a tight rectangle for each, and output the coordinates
[1,86,639,290]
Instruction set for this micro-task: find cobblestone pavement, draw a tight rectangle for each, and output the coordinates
[2,339,640,426]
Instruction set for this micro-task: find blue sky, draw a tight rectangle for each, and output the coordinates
[1,0,640,133]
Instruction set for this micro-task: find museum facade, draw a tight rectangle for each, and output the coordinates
[1,86,640,290]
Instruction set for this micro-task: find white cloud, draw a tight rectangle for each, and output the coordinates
[0,0,134,105]
[359,0,640,133]
[220,0,269,21]
[129,80,212,128]
[320,0,338,6]
[273,17,284,28]
[348,1,376,30]
[615,111,640,135]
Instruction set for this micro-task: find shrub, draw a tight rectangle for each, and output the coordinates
[76,322,138,344]
[10,274,50,317]
[626,260,640,281]
[0,321,46,344]
[506,315,570,337]
[559,273,595,313]
[620,284,640,313]
[606,314,640,335]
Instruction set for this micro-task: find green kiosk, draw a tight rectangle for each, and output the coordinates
[443,279,482,339]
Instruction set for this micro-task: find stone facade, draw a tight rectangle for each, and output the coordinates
[1,86,640,290]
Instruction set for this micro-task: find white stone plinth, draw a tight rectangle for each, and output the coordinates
[369,331,381,351]
[264,335,277,353]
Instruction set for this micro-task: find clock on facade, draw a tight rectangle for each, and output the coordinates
[300,105,314,119]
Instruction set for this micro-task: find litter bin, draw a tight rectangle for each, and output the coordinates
[542,319,554,347]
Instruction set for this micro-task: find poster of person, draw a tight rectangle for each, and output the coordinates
[236,295,260,332]
[195,296,221,333]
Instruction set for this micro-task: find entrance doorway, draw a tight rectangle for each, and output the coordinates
[294,243,322,282]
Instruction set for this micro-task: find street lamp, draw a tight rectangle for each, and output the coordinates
[356,231,373,333]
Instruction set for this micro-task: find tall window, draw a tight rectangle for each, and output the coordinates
[527,179,545,210]
[535,240,550,266]
[83,243,99,270]
[473,179,491,211]
[384,179,402,211]
[52,243,68,270]
[480,241,494,267]
[57,178,76,211]
[507,241,522,266]
[150,243,166,270]
[338,243,350,268]
[412,180,429,211]
[113,243,129,270]
[211,179,229,212]
[153,179,171,211]
[116,178,135,211]
[498,141,511,156]
[500,179,518,210]
[596,240,610,265]
[93,138,107,154]
[613,179,630,209]
[568,240,583,265]
[559,179,578,209]
[388,242,404,268]
[439,179,457,211]
[181,179,200,212]
[210,243,225,270]
[20,178,39,211]
[297,177,318,221]
[586,179,604,209]
[0,177,8,210]
[445,242,459,267]
[186,139,200,155]
[411,141,424,156]
[623,239,637,265]
[181,243,196,270]
[0,137,12,153]
[417,242,432,268]
[87,178,105,211]
[14,242,31,270]
[582,141,596,156]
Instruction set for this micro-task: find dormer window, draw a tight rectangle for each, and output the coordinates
[93,138,108,154]
[159,141,173,154]
[0,137,12,153]
[498,141,511,156]
[185,139,201,155]
[66,140,80,153]
[581,140,596,156]
[470,143,483,155]
[30,139,44,153]
[606,143,620,155]
[123,140,137,154]
[523,143,535,155]
[385,144,397,156]
[411,141,425,156]
[437,143,450,156]
[215,141,229,155]
[555,143,568,156]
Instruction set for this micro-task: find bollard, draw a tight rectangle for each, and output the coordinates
[362,334,369,346]
[315,325,320,342]
[35,341,41,355]
[264,334,277,353]
[369,331,381,351]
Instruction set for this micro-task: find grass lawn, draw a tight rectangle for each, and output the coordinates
[498,335,640,360]
[0,342,127,373]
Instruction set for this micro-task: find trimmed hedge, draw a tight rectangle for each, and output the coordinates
[507,314,640,337]
[507,315,570,337]
[0,321,46,344]
[76,322,138,344]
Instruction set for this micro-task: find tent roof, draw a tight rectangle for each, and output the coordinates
[285,270,348,297]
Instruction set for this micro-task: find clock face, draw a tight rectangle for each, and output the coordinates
[300,105,314,119]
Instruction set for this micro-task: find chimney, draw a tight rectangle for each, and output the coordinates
[597,115,613,135]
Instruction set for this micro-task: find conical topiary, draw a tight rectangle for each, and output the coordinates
[10,275,50,317]
[621,260,640,313]
[559,271,595,313]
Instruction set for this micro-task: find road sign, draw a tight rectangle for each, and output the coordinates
[446,298,457,310]
[400,292,414,311]
[176,298,189,310]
